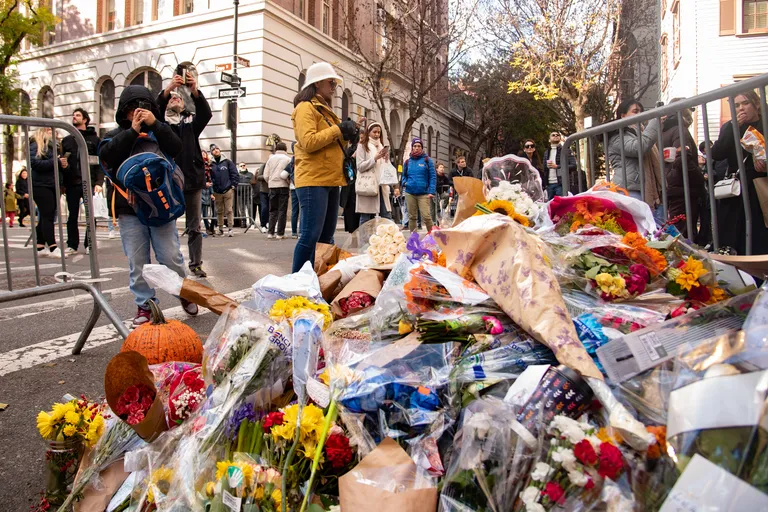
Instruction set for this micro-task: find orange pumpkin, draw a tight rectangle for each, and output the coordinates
[121,301,203,364]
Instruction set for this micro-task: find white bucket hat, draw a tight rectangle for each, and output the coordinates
[303,62,343,89]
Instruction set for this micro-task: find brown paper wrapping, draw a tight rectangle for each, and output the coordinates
[451,177,486,227]
[314,243,354,276]
[73,458,129,512]
[104,352,169,441]
[753,177,768,228]
[339,438,438,512]
[432,215,603,380]
[319,269,343,302]
[179,278,238,315]
[331,269,384,318]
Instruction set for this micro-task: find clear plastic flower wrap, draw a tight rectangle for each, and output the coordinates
[249,261,324,315]
[330,339,460,476]
[439,396,537,512]
[481,154,545,203]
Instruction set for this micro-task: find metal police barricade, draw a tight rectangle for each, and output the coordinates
[200,182,255,233]
[560,73,768,255]
[0,115,130,353]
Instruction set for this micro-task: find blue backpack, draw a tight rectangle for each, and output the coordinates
[99,132,185,227]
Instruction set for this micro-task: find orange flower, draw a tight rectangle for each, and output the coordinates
[621,233,667,275]
[597,427,624,446]
[646,425,667,459]
[594,181,630,196]
[707,287,728,305]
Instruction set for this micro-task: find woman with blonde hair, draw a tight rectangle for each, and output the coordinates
[29,127,62,258]
[355,120,392,225]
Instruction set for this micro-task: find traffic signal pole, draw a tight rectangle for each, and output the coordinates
[230,0,239,163]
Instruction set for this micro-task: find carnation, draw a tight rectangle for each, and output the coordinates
[520,486,540,506]
[325,433,354,469]
[568,469,590,487]
[552,447,578,472]
[531,462,553,482]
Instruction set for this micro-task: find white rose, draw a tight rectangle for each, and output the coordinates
[383,253,395,264]
[376,225,388,237]
[393,232,405,243]
[552,447,578,472]
[373,254,385,265]
[568,470,589,487]
[387,243,399,255]
[384,234,395,245]
[531,462,553,482]
[398,242,407,253]
[520,486,540,506]
[386,224,398,236]
[369,235,382,246]
[526,504,546,512]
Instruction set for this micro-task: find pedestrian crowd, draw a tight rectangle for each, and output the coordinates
[4,60,765,325]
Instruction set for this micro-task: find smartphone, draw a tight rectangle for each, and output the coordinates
[63,152,71,159]
[136,100,152,111]
[176,64,187,85]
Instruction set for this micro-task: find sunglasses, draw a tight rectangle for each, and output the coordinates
[524,144,536,148]
[328,80,338,88]
[550,133,561,137]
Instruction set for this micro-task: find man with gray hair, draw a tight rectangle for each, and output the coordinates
[157,65,212,278]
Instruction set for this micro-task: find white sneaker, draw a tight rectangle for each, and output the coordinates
[108,231,116,239]
[65,247,77,255]
[48,248,65,259]
[260,227,268,234]
[267,234,275,239]
[227,229,234,237]
[85,247,90,255]
[276,235,284,240]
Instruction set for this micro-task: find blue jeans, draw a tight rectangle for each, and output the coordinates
[628,190,666,225]
[259,191,270,228]
[546,183,563,199]
[291,188,300,236]
[118,215,187,308]
[292,187,339,272]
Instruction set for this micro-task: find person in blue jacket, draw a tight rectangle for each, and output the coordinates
[401,137,436,232]
[208,144,239,237]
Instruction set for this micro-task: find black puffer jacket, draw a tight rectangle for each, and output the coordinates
[157,90,212,191]
[99,85,183,217]
[209,156,239,194]
[29,139,57,190]
[61,126,104,188]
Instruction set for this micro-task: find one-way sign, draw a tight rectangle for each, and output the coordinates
[218,87,246,99]
[221,71,241,86]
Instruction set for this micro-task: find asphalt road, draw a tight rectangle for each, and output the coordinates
[0,220,336,511]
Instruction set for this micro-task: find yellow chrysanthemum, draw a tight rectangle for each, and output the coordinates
[271,488,283,506]
[708,287,729,304]
[271,403,325,442]
[301,438,318,460]
[676,257,708,291]
[63,425,76,437]
[37,411,56,440]
[597,427,624,445]
[51,401,75,420]
[319,369,330,386]
[398,320,413,335]
[301,404,325,438]
[64,411,81,426]
[252,486,265,500]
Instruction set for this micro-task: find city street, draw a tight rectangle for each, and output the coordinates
[0,222,314,510]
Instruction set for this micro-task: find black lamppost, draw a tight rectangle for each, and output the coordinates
[230,0,240,163]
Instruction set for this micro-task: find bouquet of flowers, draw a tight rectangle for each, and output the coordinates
[168,367,206,425]
[549,195,638,236]
[270,296,333,330]
[517,415,625,511]
[115,384,156,426]
[367,223,407,265]
[487,180,540,219]
[37,396,106,448]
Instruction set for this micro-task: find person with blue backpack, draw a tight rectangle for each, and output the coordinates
[98,84,194,326]
[401,137,436,233]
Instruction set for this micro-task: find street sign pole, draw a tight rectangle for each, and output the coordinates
[230,0,240,164]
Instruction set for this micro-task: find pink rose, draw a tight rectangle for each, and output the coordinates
[629,264,650,282]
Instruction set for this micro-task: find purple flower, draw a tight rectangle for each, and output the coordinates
[406,232,433,261]
[225,402,256,440]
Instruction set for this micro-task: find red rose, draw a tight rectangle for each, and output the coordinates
[598,442,624,480]
[542,482,565,504]
[127,402,144,415]
[688,285,711,303]
[262,412,284,432]
[324,433,354,469]
[574,439,598,466]
[121,385,140,403]
[585,478,595,490]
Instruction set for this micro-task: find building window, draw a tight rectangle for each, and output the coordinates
[175,0,193,15]
[99,0,117,32]
[322,0,331,34]
[98,79,116,138]
[341,90,350,120]
[427,127,434,155]
[419,123,424,140]
[130,69,163,98]
[744,0,768,31]
[299,0,306,20]
[127,0,145,26]
[660,34,669,90]
[298,71,306,92]
[435,132,440,160]
[661,0,667,17]
[39,87,54,119]
[672,1,681,66]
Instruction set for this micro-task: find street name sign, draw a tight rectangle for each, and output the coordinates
[215,63,232,72]
[221,72,241,86]
[218,87,247,99]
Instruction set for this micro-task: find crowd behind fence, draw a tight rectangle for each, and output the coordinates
[0,114,129,352]
[560,73,768,255]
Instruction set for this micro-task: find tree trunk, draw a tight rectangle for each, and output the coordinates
[3,126,15,184]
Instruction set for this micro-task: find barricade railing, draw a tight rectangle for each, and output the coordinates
[201,182,256,233]
[560,73,768,255]
[0,115,130,352]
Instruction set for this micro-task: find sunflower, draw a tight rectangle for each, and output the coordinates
[147,465,174,503]
[486,199,517,217]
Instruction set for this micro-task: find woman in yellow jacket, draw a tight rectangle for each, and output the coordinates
[291,62,358,272]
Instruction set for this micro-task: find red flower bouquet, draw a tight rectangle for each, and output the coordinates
[338,291,375,316]
[115,384,155,425]
[549,196,638,235]
[168,368,206,424]
[324,432,354,469]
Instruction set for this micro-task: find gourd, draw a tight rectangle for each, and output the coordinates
[121,301,203,364]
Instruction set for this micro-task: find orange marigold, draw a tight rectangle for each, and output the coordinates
[646,425,667,459]
[621,233,667,275]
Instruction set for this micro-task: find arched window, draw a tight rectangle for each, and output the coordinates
[39,87,54,118]
[419,123,424,140]
[13,90,31,160]
[435,131,440,160]
[98,78,116,137]
[298,71,306,92]
[427,126,434,155]
[389,109,401,149]
[341,90,351,120]
[129,69,163,97]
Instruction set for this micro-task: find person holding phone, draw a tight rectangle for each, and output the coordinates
[157,65,212,277]
[355,121,393,225]
[60,108,103,254]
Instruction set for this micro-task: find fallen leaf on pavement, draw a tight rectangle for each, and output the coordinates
[0,403,8,410]
[58,380,65,384]
[43,363,57,367]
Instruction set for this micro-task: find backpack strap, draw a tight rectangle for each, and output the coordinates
[315,106,348,156]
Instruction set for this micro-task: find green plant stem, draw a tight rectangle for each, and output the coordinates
[282,403,303,512]
[299,400,338,512]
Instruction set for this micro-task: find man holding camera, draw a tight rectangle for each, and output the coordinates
[157,65,212,278]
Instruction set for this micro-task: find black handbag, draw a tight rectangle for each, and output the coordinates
[316,108,356,185]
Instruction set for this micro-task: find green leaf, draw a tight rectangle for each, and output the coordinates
[584,265,603,280]
[582,253,611,267]
[648,240,674,250]
[307,504,327,512]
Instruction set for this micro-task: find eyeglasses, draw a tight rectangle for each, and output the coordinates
[328,80,338,89]
[524,144,536,148]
